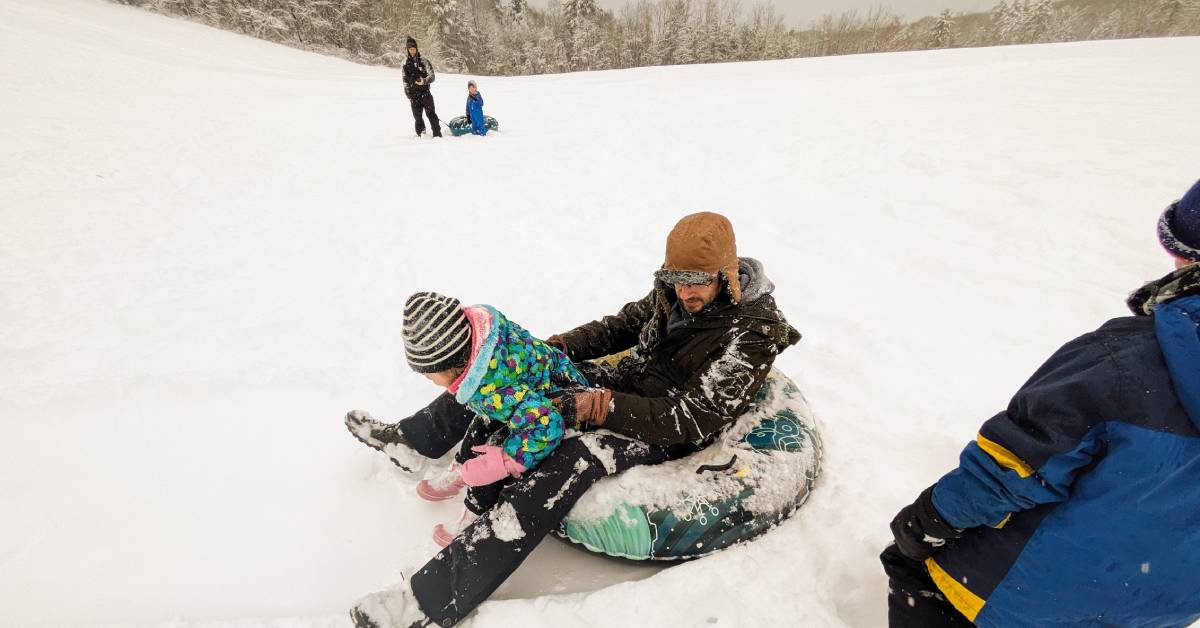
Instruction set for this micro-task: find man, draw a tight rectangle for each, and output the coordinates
[402,36,440,138]
[346,212,801,627]
[885,178,1200,628]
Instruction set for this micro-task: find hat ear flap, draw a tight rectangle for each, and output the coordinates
[720,268,742,304]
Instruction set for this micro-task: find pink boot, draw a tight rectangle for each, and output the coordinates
[433,509,478,548]
[416,466,467,502]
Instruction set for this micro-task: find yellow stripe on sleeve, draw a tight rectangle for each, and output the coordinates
[925,557,985,622]
[976,433,1035,478]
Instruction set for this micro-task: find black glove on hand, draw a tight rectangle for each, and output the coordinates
[890,485,962,561]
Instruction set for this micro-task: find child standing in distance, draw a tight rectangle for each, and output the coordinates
[348,292,587,546]
[466,80,487,136]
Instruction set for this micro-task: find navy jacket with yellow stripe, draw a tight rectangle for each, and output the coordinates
[925,293,1200,627]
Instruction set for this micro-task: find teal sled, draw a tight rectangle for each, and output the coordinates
[447,115,499,136]
[556,368,824,561]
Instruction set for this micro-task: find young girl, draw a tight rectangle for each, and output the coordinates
[383,291,587,545]
[465,80,487,136]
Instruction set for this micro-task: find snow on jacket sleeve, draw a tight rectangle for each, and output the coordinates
[931,332,1119,530]
[601,328,776,447]
[557,291,657,361]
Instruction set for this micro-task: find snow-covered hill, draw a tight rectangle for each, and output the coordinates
[2,1,1199,626]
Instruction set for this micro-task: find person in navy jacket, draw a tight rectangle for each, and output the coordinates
[466,80,487,136]
[885,178,1200,628]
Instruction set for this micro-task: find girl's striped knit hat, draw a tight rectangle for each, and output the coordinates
[403,292,472,373]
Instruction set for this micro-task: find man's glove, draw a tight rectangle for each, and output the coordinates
[890,485,962,561]
[553,388,613,427]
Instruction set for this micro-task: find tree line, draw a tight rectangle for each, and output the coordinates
[112,0,1200,75]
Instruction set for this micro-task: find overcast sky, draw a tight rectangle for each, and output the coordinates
[585,0,999,26]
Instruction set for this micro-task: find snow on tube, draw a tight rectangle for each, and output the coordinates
[447,115,499,136]
[556,368,823,561]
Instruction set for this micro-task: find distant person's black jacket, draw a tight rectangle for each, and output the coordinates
[402,54,435,99]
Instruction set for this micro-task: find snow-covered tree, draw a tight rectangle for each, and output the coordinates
[497,0,528,24]
[1153,0,1200,34]
[563,0,599,24]
[561,0,610,70]
[1026,0,1056,41]
[653,0,696,65]
[743,3,788,60]
[929,9,954,48]
[616,1,656,68]
[108,0,1200,78]
[692,0,739,63]
[416,0,479,71]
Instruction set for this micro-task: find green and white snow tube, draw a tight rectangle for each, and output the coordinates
[447,115,499,136]
[556,368,823,561]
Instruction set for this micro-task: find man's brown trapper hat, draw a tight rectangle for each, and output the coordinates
[661,211,741,304]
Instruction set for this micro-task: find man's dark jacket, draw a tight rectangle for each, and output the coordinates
[557,257,801,448]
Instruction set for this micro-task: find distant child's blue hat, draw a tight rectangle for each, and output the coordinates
[1158,179,1200,262]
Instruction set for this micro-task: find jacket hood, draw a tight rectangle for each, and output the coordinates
[1129,265,1200,427]
[1154,294,1200,430]
[737,257,775,303]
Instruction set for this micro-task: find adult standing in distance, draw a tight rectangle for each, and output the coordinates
[402,37,440,138]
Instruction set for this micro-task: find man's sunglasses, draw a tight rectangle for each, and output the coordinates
[654,269,716,286]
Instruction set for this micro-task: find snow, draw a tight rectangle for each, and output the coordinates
[489,503,526,543]
[544,458,591,510]
[579,432,619,474]
[2,0,1200,626]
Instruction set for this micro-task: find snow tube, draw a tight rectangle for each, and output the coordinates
[556,368,823,561]
[447,115,499,136]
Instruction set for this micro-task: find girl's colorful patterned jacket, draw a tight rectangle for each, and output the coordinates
[448,305,587,469]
